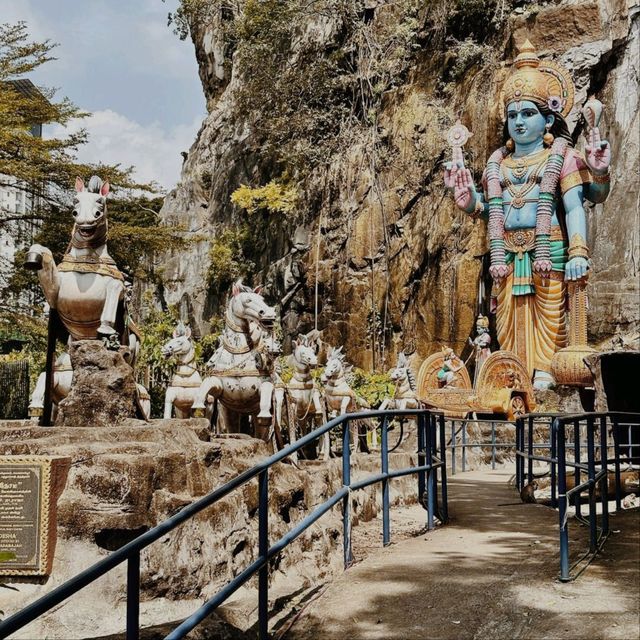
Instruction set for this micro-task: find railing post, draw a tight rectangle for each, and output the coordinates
[126,551,140,640]
[461,421,466,473]
[491,421,496,470]
[612,415,622,510]
[527,416,534,484]
[515,417,522,491]
[550,417,557,509]
[573,419,581,518]
[258,469,269,640]
[556,418,570,581]
[430,414,440,518]
[586,416,597,553]
[439,413,449,523]
[417,412,426,508]
[381,416,390,546]
[451,420,456,476]
[342,418,353,568]
[426,413,435,531]
[599,415,609,535]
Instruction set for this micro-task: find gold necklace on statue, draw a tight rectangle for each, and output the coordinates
[501,153,548,209]
[502,148,551,177]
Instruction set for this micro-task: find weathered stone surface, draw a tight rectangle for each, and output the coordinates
[153,0,639,370]
[0,421,419,638]
[56,341,138,427]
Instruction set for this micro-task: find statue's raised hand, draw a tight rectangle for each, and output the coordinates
[454,166,477,212]
[565,257,589,282]
[443,145,464,189]
[585,127,610,175]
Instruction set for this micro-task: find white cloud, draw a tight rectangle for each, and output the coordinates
[47,110,203,190]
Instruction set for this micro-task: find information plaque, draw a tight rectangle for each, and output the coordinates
[0,456,70,576]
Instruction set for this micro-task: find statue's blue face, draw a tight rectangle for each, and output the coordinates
[507,100,549,145]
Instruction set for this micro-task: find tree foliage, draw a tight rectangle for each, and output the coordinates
[231,179,298,215]
[0,22,188,309]
[0,22,147,224]
[207,225,255,294]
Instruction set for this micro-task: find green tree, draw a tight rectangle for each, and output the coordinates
[0,21,188,379]
[0,22,144,225]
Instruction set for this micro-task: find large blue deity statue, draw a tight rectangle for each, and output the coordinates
[445,41,611,389]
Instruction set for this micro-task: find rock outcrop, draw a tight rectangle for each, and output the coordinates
[56,341,139,427]
[0,421,420,638]
[156,0,639,367]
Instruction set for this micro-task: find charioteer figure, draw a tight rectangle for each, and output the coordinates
[445,41,611,389]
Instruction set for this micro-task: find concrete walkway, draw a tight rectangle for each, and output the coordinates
[285,469,640,640]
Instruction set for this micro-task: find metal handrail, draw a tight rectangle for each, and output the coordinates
[0,408,448,640]
[516,411,640,581]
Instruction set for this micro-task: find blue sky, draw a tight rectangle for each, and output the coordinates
[4,0,206,189]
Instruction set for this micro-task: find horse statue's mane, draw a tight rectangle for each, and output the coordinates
[406,367,417,392]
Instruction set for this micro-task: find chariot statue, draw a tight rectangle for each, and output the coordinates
[418,348,535,420]
[191,281,279,441]
[24,176,150,423]
[444,40,611,390]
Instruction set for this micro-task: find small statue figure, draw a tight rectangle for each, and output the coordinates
[445,41,611,389]
[437,347,464,388]
[468,315,492,386]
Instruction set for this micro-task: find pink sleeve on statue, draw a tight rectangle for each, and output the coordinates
[560,148,592,194]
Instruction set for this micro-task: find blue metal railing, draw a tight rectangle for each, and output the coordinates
[446,413,558,475]
[516,411,640,581]
[0,409,448,640]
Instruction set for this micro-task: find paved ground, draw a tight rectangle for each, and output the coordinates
[285,469,640,640]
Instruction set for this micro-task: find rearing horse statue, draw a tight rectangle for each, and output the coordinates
[24,176,143,423]
[192,281,277,441]
[25,176,133,346]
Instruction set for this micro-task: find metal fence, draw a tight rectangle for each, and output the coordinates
[445,415,557,474]
[516,412,640,581]
[0,409,448,640]
[0,360,29,419]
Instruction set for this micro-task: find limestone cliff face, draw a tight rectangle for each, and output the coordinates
[158,0,639,369]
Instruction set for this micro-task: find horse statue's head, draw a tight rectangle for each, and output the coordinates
[229,280,276,330]
[324,346,350,381]
[161,322,193,359]
[292,333,318,369]
[391,352,410,380]
[72,176,110,247]
[390,352,416,390]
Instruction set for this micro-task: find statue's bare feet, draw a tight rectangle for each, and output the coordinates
[533,370,554,390]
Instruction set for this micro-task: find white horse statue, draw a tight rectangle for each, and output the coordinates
[322,346,370,452]
[28,352,73,422]
[23,175,149,421]
[274,333,329,461]
[25,176,136,347]
[377,352,421,451]
[161,322,211,419]
[379,352,420,411]
[192,281,277,441]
